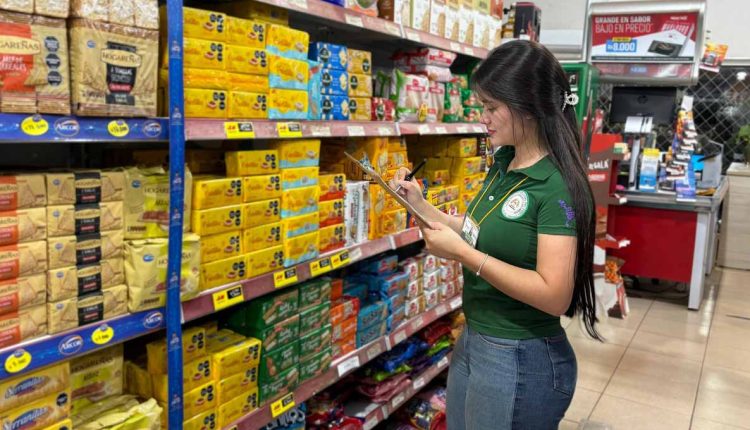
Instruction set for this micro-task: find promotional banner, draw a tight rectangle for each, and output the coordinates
[591,12,699,63]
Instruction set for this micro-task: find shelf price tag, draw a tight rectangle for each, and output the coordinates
[271,393,295,418]
[450,296,462,310]
[337,355,361,376]
[107,120,130,138]
[377,126,393,136]
[347,125,365,136]
[331,250,350,269]
[310,257,333,277]
[413,376,426,391]
[391,393,406,409]
[472,125,485,134]
[438,356,449,368]
[366,343,384,361]
[4,349,31,374]
[21,115,49,136]
[436,304,448,315]
[273,268,298,288]
[310,125,331,137]
[435,126,448,134]
[364,417,378,430]
[392,330,406,345]
[405,30,421,42]
[224,121,255,139]
[287,0,308,9]
[345,14,364,27]
[456,125,469,134]
[417,124,430,134]
[92,324,115,345]
[411,315,424,331]
[212,285,244,311]
[384,22,402,37]
[450,42,462,52]
[464,47,476,56]
[277,122,303,138]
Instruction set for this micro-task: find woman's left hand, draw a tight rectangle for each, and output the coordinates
[420,221,470,261]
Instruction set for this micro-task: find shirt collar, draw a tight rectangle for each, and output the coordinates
[493,145,556,181]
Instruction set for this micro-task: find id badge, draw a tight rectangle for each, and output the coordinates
[461,216,480,247]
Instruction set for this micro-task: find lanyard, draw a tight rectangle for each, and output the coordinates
[468,171,529,226]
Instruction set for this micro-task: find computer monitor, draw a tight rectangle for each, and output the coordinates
[610,86,678,125]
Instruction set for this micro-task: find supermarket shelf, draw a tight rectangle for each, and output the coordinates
[0,308,166,379]
[254,0,487,59]
[0,113,168,142]
[399,123,487,136]
[358,353,452,430]
[185,119,487,141]
[181,228,424,322]
[608,195,628,206]
[226,296,462,430]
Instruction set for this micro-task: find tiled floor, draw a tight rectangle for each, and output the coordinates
[560,267,750,430]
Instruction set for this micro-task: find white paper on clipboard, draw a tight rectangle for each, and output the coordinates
[344,152,433,228]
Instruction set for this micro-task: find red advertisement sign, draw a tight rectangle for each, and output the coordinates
[591,12,699,63]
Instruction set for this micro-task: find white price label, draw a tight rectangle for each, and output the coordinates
[337,355,361,376]
[349,247,363,262]
[391,393,406,409]
[288,0,308,9]
[413,376,426,390]
[411,315,425,330]
[384,22,402,36]
[310,125,331,137]
[405,30,421,42]
[464,47,475,56]
[450,297,462,310]
[377,126,393,136]
[438,356,449,368]
[436,304,448,315]
[435,126,448,134]
[417,124,430,134]
[384,336,392,350]
[364,418,378,430]
[456,126,469,134]
[367,343,384,361]
[345,14,364,27]
[347,125,366,136]
[393,330,407,345]
[450,42,462,52]
[472,125,484,134]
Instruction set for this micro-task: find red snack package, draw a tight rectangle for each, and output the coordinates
[372,97,395,121]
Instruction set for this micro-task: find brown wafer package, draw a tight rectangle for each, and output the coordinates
[0,0,33,13]
[0,12,70,114]
[35,0,70,18]
[69,18,159,117]
[47,284,128,333]
[0,240,48,281]
[0,274,46,315]
[46,230,123,270]
[0,207,47,245]
[46,201,124,237]
[0,304,47,347]
[46,170,125,205]
[47,258,124,301]
[0,174,46,211]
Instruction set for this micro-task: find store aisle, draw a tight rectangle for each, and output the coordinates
[559,267,750,430]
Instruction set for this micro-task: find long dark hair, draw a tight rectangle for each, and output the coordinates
[471,40,600,339]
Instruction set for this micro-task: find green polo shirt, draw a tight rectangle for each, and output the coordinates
[463,146,577,339]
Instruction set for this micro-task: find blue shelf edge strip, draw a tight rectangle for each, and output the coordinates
[0,113,169,141]
[0,308,166,379]
[166,0,186,427]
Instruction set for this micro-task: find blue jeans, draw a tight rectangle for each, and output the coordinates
[446,326,577,429]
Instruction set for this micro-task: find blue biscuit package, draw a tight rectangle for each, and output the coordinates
[343,278,368,302]
[309,42,348,71]
[320,69,349,95]
[308,61,323,120]
[387,305,406,331]
[269,56,309,91]
[360,255,399,275]
[320,95,350,120]
[369,271,409,299]
[357,320,388,347]
[384,293,404,314]
[357,300,388,330]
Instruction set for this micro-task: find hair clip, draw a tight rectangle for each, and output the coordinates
[562,91,579,111]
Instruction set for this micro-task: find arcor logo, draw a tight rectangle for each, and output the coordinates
[100,49,142,68]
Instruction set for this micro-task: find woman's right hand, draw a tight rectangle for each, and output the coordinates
[390,166,426,209]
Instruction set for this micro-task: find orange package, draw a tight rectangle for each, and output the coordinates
[0,11,70,115]
[331,316,356,344]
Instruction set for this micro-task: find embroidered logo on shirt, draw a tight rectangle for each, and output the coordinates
[501,191,529,219]
[559,200,575,227]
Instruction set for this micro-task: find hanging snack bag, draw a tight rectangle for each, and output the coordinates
[389,69,429,123]
[443,79,462,122]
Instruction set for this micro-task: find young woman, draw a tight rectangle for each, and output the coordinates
[391,40,599,429]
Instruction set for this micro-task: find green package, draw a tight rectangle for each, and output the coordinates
[299,348,333,382]
[453,74,469,90]
[299,302,331,335]
[228,314,300,353]
[224,289,299,331]
[300,325,332,360]
[259,341,300,383]
[444,81,463,123]
[298,279,331,309]
[461,89,482,108]
[260,366,299,403]
[463,106,484,123]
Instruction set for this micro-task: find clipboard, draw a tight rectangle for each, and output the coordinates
[344,152,433,227]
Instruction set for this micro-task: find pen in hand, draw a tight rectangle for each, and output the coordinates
[395,158,427,193]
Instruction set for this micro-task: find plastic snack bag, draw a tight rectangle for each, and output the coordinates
[443,80,462,122]
[389,69,429,123]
